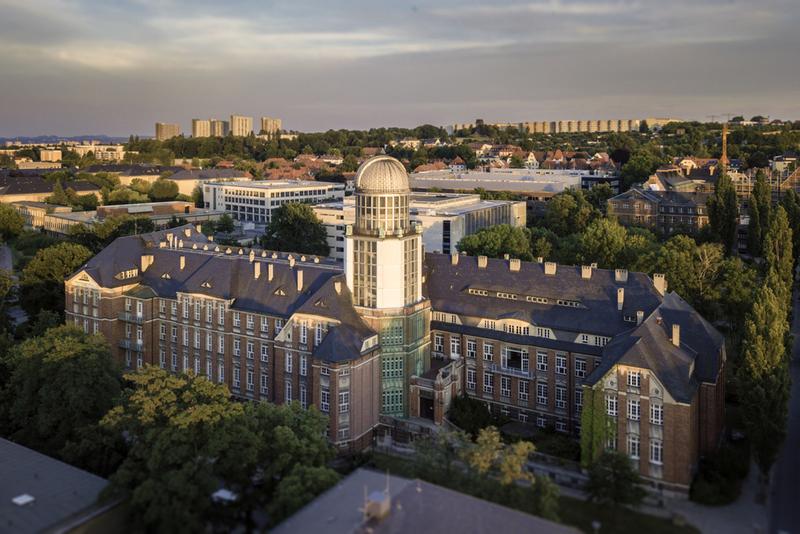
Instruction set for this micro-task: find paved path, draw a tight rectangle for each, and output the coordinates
[0,243,12,272]
[769,292,800,533]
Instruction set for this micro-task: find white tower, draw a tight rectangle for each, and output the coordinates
[345,156,429,417]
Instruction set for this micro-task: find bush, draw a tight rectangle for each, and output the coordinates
[690,439,750,505]
[448,394,498,437]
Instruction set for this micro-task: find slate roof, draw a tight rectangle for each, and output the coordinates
[586,292,724,403]
[0,438,114,534]
[272,468,578,534]
[83,164,183,176]
[169,168,251,181]
[74,225,376,363]
[0,173,100,196]
[425,253,663,338]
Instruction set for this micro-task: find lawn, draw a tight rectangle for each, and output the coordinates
[369,452,698,534]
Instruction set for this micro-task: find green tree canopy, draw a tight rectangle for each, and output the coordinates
[19,242,92,316]
[457,224,532,261]
[543,189,596,236]
[260,202,330,256]
[0,325,122,474]
[707,169,739,254]
[585,451,646,511]
[580,217,627,269]
[149,178,180,202]
[747,170,771,256]
[0,203,24,240]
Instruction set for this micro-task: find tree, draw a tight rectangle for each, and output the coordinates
[509,155,525,168]
[261,203,330,256]
[19,242,92,316]
[580,386,614,468]
[585,183,615,213]
[748,170,771,256]
[529,227,556,260]
[149,179,180,202]
[707,169,739,254]
[543,189,596,236]
[653,235,725,316]
[0,325,123,474]
[457,224,532,261]
[415,430,470,478]
[216,213,235,233]
[780,189,800,266]
[47,181,71,206]
[738,285,790,476]
[447,394,495,437]
[191,185,204,208]
[619,150,661,191]
[0,203,24,241]
[462,426,503,476]
[586,451,645,512]
[266,466,340,525]
[763,206,794,311]
[580,217,627,268]
[497,440,535,486]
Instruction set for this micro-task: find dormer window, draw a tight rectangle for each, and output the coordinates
[115,268,139,280]
[161,273,171,280]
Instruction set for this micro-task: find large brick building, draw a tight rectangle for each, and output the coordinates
[65,156,724,490]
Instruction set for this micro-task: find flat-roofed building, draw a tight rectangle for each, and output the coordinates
[192,119,211,138]
[155,122,181,141]
[211,119,230,137]
[314,192,526,260]
[259,116,282,135]
[202,180,345,225]
[40,149,62,162]
[73,144,127,161]
[230,115,253,137]
[15,161,61,170]
[11,200,72,228]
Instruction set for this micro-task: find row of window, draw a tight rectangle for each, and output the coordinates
[606,395,663,425]
[467,369,584,411]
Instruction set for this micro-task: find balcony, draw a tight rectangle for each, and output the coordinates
[119,339,144,352]
[118,312,144,324]
[486,362,532,379]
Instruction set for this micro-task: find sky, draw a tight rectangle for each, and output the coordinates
[1,0,799,137]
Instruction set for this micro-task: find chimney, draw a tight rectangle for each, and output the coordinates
[581,265,592,279]
[195,224,202,232]
[636,310,644,325]
[177,239,184,248]
[672,324,680,347]
[614,269,628,283]
[141,254,154,272]
[334,280,342,294]
[297,270,304,292]
[509,258,521,272]
[180,256,186,270]
[268,263,274,282]
[590,262,597,269]
[503,253,510,260]
[289,256,296,268]
[536,256,544,264]
[544,262,557,275]
[477,255,488,269]
[617,287,624,311]
[249,250,255,263]
[184,228,191,238]
[653,273,667,296]
[451,253,459,265]
[254,262,261,280]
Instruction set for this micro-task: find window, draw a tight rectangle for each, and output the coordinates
[300,384,308,409]
[171,351,177,371]
[285,353,293,373]
[575,387,583,412]
[337,428,349,441]
[606,395,618,416]
[321,387,330,412]
[246,341,254,360]
[300,322,308,344]
[466,340,476,359]
[285,381,292,402]
[315,324,323,345]
[160,324,166,340]
[628,398,640,421]
[182,297,189,319]
[233,338,240,356]
[261,316,268,332]
[467,368,476,390]
[246,314,254,330]
[537,382,548,405]
[536,416,546,428]
[555,354,567,375]
[194,302,200,321]
[160,300,167,315]
[233,312,241,328]
[650,403,663,425]
[536,351,548,372]
[233,367,241,388]
[125,298,131,312]
[194,330,200,349]
[182,329,189,347]
[519,380,529,401]
[628,434,640,459]
[218,363,225,383]
[159,349,166,369]
[339,391,350,413]
[650,439,663,465]
[500,376,511,397]
[518,412,528,423]
[275,319,283,337]
[434,334,443,353]
[300,354,308,376]
[260,373,268,394]
[555,421,567,432]
[555,385,567,409]
[171,326,177,342]
[580,334,589,344]
[206,359,212,377]
[575,359,587,378]
[260,344,268,362]
[246,370,254,391]
[206,333,213,351]
[183,355,189,371]
[218,303,225,325]
[483,372,494,393]
[136,301,143,318]
[218,336,225,354]
[483,343,494,361]
[627,370,641,388]
[450,337,461,358]
[206,303,213,323]
[171,301,177,317]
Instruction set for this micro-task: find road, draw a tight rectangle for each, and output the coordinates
[770,292,800,533]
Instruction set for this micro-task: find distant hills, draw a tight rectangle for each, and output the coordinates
[0,135,132,144]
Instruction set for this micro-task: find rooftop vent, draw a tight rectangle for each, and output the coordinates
[653,273,667,296]
[544,262,557,275]
[509,258,521,272]
[12,494,35,506]
[615,269,628,283]
[477,255,488,269]
[364,491,391,522]
[617,287,624,311]
[581,265,592,280]
[451,253,459,266]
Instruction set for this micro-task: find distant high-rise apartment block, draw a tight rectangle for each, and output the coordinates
[447,117,676,135]
[260,117,282,135]
[155,122,181,141]
[210,119,229,137]
[230,115,253,137]
[40,149,62,162]
[192,119,211,138]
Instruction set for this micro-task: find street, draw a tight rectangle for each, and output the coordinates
[769,293,800,533]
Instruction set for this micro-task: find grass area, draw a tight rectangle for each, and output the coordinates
[369,452,698,534]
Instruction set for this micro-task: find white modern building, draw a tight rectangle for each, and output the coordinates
[314,192,526,260]
[202,180,345,225]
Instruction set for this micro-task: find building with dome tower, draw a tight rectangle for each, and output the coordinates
[65,155,725,492]
[345,156,431,418]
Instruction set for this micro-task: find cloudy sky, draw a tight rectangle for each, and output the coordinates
[1,0,798,136]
